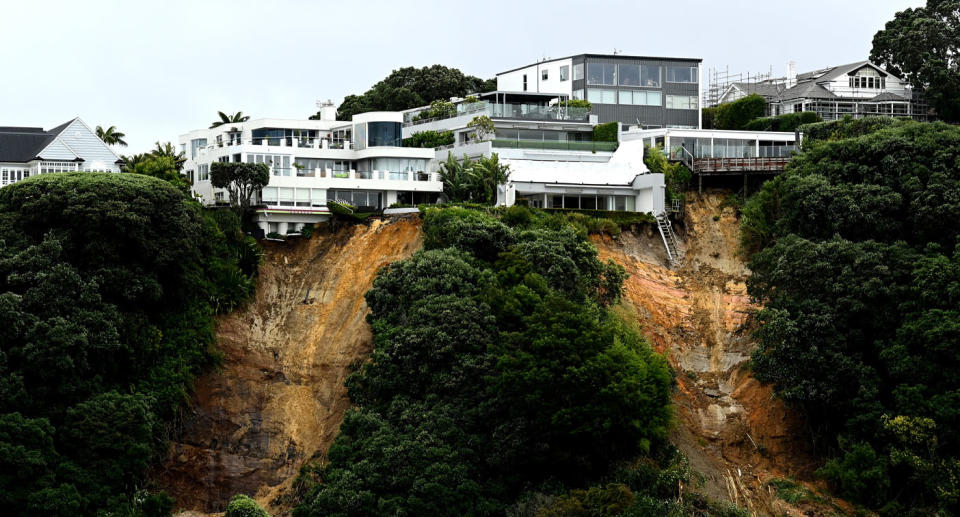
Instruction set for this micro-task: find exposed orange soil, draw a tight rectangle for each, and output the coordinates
[594,191,844,516]
[154,216,422,515]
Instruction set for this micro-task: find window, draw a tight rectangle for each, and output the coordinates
[366,122,401,147]
[665,95,698,110]
[190,138,207,159]
[666,66,698,83]
[40,162,75,174]
[572,89,584,100]
[573,63,583,80]
[261,187,278,204]
[198,164,209,181]
[247,153,291,176]
[560,65,569,81]
[523,74,528,91]
[587,63,616,85]
[541,69,548,81]
[277,187,294,207]
[328,190,383,209]
[587,89,617,104]
[619,64,661,87]
[619,90,661,106]
[311,189,325,207]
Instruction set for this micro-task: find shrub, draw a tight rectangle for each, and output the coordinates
[225,494,270,517]
[743,111,822,132]
[593,122,619,142]
[402,130,455,148]
[706,94,766,130]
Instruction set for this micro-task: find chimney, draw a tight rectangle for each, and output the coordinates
[315,99,337,120]
[787,60,797,88]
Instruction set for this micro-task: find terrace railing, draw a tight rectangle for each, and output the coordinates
[492,139,618,152]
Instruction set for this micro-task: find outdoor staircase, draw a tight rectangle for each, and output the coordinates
[656,213,682,264]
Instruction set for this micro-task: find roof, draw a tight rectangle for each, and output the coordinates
[497,52,702,75]
[504,158,643,186]
[869,91,909,102]
[780,82,837,101]
[0,118,81,163]
[730,82,784,99]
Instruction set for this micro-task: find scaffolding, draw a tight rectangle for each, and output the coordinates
[703,66,776,107]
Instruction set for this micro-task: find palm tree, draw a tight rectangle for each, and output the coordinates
[210,111,250,128]
[473,153,511,205]
[151,141,187,172]
[119,153,148,173]
[96,125,128,147]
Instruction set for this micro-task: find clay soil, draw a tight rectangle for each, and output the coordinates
[595,190,848,516]
[154,216,422,515]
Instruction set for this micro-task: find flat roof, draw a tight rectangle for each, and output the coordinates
[497,53,703,76]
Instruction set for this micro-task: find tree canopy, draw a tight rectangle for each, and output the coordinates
[871,0,960,121]
[0,173,256,515]
[313,65,495,121]
[293,206,679,517]
[741,120,960,514]
[95,125,127,147]
[210,162,270,213]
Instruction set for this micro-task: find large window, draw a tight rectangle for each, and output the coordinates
[619,90,662,106]
[190,138,207,159]
[573,63,583,80]
[198,164,209,181]
[247,153,291,176]
[665,95,698,110]
[548,194,635,211]
[587,89,617,104]
[618,64,660,87]
[366,122,401,147]
[666,66,698,83]
[572,89,584,100]
[587,63,617,85]
[560,65,569,81]
[39,162,75,174]
[329,189,383,209]
[262,187,326,208]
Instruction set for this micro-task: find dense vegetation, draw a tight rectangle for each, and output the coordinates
[438,152,511,204]
[0,173,258,515]
[293,206,740,516]
[703,93,822,131]
[402,129,455,148]
[742,111,821,132]
[871,0,960,122]
[741,120,960,515]
[314,65,496,121]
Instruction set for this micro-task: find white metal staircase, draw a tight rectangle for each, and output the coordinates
[656,212,682,264]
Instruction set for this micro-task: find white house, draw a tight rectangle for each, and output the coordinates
[716,61,930,121]
[402,92,666,215]
[180,106,441,235]
[0,117,123,187]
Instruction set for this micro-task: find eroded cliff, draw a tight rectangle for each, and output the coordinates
[156,216,423,515]
[594,191,844,516]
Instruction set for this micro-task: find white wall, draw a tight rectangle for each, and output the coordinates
[496,58,573,96]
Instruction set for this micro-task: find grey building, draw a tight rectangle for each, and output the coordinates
[496,53,702,129]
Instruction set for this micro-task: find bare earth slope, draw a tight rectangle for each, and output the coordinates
[595,191,845,516]
[155,216,422,515]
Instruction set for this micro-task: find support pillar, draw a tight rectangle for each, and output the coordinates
[743,174,748,196]
[698,174,702,194]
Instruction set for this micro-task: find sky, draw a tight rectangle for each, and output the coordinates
[0,0,924,153]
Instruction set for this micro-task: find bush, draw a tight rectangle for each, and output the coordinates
[225,494,270,517]
[743,111,821,132]
[705,94,767,130]
[402,130,455,148]
[295,206,674,517]
[0,173,254,514]
[593,122,619,142]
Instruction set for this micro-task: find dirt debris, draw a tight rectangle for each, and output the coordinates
[154,216,423,516]
[595,190,842,516]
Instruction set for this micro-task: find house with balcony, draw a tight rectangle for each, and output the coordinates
[402,92,665,215]
[716,60,931,121]
[180,107,441,235]
[0,117,123,187]
[495,53,703,129]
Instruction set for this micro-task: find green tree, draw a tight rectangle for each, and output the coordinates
[704,94,767,129]
[871,0,960,121]
[210,111,250,128]
[95,125,127,147]
[126,154,191,194]
[225,494,271,517]
[150,141,187,172]
[466,115,495,141]
[210,162,270,214]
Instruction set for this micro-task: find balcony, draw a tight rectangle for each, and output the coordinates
[269,167,440,182]
[403,101,592,128]
[491,139,618,152]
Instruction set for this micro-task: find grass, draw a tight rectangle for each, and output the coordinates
[767,478,824,505]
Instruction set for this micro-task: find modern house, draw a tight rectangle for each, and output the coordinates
[180,106,441,235]
[402,92,665,215]
[496,53,702,129]
[0,117,123,187]
[716,61,930,121]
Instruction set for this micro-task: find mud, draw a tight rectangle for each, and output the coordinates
[154,216,423,515]
[595,191,842,516]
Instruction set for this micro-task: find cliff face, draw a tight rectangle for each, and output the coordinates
[594,191,841,516]
[155,217,423,515]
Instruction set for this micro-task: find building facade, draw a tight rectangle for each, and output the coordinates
[0,117,122,187]
[716,61,930,121]
[403,91,665,215]
[181,109,441,235]
[496,53,702,130]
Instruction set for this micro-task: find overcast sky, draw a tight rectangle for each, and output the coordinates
[0,0,923,153]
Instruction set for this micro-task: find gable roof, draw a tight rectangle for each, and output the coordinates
[0,131,56,162]
[781,82,837,101]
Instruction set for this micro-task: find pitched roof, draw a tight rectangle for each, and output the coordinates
[781,82,837,101]
[869,91,910,102]
[730,81,784,98]
[0,118,82,163]
[0,131,56,162]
